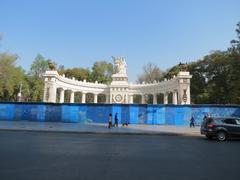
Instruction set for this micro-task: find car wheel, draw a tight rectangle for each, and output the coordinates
[206,135,213,139]
[216,131,227,141]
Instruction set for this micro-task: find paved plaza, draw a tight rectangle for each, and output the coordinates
[0,121,200,136]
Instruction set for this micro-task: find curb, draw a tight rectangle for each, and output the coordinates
[0,127,201,137]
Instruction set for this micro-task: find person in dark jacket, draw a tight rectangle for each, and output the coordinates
[190,116,195,128]
[108,113,112,128]
[114,113,118,127]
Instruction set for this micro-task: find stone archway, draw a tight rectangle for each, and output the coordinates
[145,94,153,104]
[157,93,164,104]
[168,92,173,104]
[56,88,62,103]
[133,94,141,104]
[64,90,71,103]
[86,93,94,103]
[74,92,82,103]
[98,94,106,103]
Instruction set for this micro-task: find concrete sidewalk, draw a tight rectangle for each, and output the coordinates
[0,121,201,136]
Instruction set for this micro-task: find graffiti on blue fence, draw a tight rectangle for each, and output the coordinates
[0,102,240,125]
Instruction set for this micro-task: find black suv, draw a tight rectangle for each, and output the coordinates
[200,117,240,141]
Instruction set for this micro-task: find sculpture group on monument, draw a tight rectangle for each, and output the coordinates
[43,57,192,104]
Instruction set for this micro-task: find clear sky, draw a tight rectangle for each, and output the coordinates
[0,0,239,82]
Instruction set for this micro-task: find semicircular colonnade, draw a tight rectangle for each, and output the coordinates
[43,58,192,105]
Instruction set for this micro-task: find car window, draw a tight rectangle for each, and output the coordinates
[224,119,236,125]
[206,118,213,124]
[214,119,222,124]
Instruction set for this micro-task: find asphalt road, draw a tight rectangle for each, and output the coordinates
[0,131,240,180]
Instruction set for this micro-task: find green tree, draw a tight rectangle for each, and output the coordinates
[25,76,44,102]
[188,60,208,103]
[230,22,240,54]
[27,54,49,102]
[90,61,113,84]
[226,53,240,103]
[164,65,179,80]
[28,54,60,102]
[166,50,240,104]
[63,67,90,81]
[203,51,232,104]
[29,54,49,77]
[0,52,28,101]
[227,22,240,103]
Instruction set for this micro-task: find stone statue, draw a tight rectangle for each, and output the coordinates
[179,62,188,72]
[48,61,56,71]
[112,56,127,74]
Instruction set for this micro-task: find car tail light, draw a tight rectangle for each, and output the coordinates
[207,124,216,128]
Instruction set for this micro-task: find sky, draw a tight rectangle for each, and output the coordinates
[0,0,239,82]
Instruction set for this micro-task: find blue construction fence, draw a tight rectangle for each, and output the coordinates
[0,102,240,125]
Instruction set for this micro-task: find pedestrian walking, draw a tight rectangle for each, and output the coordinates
[114,112,118,127]
[190,116,195,128]
[108,113,112,128]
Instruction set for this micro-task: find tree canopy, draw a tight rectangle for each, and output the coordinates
[163,22,240,104]
[90,61,114,84]
[0,53,27,101]
[29,54,49,77]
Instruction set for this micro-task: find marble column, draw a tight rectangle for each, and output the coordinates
[81,92,86,103]
[141,94,145,104]
[186,86,191,104]
[153,94,157,104]
[106,94,109,104]
[59,89,65,103]
[129,95,133,104]
[70,91,75,103]
[43,85,48,102]
[173,91,178,105]
[164,92,168,104]
[49,85,57,103]
[94,93,98,103]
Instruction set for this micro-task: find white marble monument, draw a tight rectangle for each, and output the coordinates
[43,57,192,104]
